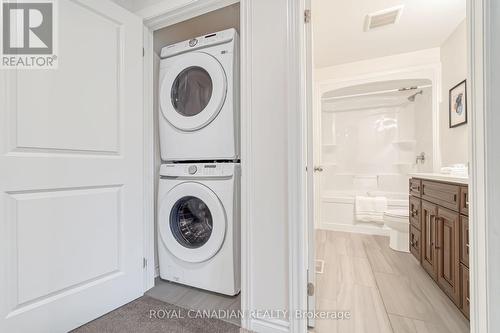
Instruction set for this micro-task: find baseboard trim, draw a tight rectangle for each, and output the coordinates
[317,222,390,236]
[250,318,289,333]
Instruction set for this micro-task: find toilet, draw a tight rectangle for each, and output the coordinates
[383,209,410,252]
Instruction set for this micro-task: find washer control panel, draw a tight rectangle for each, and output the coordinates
[160,163,238,178]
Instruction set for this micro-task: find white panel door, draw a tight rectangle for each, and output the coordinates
[0,1,144,332]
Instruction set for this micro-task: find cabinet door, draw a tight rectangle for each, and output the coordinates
[437,207,461,304]
[460,187,469,216]
[461,264,470,319]
[409,196,421,230]
[409,226,421,261]
[422,201,438,280]
[460,216,469,267]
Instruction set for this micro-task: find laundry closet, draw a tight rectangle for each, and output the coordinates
[147,3,242,326]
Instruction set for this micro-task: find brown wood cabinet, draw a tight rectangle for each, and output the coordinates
[422,181,460,211]
[460,216,469,267]
[409,195,421,230]
[461,263,470,319]
[410,225,421,261]
[421,200,438,279]
[409,178,422,197]
[410,177,469,320]
[460,186,469,216]
[436,207,461,304]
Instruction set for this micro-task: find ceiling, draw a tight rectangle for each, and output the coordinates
[312,0,466,68]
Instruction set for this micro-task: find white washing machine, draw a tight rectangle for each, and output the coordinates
[157,162,240,295]
[159,28,239,161]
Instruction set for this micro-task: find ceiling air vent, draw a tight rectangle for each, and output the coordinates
[364,6,403,31]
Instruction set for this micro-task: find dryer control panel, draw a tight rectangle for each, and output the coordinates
[160,163,239,178]
[160,28,237,59]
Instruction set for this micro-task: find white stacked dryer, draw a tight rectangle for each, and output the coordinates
[157,29,240,296]
[159,28,239,161]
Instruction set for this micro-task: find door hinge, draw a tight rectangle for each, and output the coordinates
[307,282,315,296]
[142,47,145,57]
[304,9,311,23]
[143,257,147,269]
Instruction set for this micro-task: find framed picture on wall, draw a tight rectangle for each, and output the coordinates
[449,80,467,128]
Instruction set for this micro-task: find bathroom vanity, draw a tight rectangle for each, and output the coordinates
[408,174,469,319]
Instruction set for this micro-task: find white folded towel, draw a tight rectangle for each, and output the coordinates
[355,196,388,223]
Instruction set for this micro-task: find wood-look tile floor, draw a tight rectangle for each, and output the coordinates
[146,278,241,326]
[313,230,470,333]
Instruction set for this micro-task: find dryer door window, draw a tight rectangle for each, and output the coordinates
[171,67,213,117]
[160,52,227,132]
[170,196,213,249]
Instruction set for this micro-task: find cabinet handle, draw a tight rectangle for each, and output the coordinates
[435,217,441,249]
[454,194,457,202]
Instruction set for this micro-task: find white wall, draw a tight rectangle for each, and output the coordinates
[110,0,134,11]
[414,87,434,172]
[440,20,468,166]
[243,0,290,322]
[315,48,441,82]
[153,3,239,54]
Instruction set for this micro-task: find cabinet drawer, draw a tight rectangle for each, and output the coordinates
[460,216,469,267]
[409,178,422,197]
[409,196,421,230]
[460,187,469,216]
[461,263,470,319]
[410,225,421,262]
[422,181,460,212]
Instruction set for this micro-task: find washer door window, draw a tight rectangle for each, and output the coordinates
[170,196,213,249]
[160,52,227,131]
[159,182,226,263]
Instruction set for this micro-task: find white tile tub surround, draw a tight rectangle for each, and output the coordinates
[319,190,408,235]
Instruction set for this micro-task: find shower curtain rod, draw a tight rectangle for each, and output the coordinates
[322,84,432,101]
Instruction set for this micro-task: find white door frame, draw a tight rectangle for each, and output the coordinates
[293,0,495,332]
[467,0,499,332]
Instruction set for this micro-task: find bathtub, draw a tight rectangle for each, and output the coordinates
[318,190,409,235]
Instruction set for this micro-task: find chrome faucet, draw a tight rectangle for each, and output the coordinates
[416,152,425,164]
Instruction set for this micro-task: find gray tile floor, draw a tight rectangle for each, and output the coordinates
[146,277,241,326]
[313,230,470,333]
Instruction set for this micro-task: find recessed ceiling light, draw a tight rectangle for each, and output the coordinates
[364,5,404,31]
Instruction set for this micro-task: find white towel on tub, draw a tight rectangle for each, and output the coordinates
[355,196,387,223]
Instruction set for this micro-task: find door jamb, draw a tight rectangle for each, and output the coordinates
[468,0,490,332]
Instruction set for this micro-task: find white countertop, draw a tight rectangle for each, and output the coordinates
[408,173,469,185]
